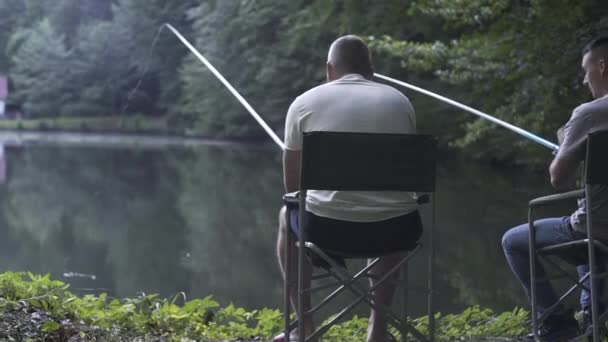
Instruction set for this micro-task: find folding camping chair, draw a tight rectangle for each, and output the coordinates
[529,130,608,342]
[282,131,437,342]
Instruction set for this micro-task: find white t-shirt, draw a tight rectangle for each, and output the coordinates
[284,73,418,222]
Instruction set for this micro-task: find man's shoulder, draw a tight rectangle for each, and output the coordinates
[293,77,412,109]
[289,82,334,108]
[574,96,608,118]
[297,82,333,99]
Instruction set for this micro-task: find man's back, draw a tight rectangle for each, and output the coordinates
[284,73,418,222]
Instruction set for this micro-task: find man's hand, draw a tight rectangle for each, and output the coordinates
[549,156,579,190]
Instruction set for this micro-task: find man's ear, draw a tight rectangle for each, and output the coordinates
[601,58,607,77]
[326,62,335,82]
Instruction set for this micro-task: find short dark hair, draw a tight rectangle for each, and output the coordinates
[582,35,608,56]
[329,35,374,79]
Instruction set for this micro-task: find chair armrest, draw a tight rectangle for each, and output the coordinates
[283,191,300,204]
[529,189,584,207]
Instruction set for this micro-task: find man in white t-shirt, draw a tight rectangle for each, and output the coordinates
[275,35,421,342]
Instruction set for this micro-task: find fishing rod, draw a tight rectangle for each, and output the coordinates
[162,23,558,152]
[374,74,559,151]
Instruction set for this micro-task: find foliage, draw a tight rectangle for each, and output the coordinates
[369,0,608,164]
[1,0,197,119]
[0,272,529,341]
[0,271,276,340]
[0,1,607,164]
[176,0,443,139]
[414,306,529,340]
[10,20,75,118]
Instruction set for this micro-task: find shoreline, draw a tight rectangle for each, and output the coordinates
[0,130,278,151]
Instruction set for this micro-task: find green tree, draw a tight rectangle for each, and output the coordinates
[48,0,113,47]
[66,22,135,116]
[112,0,199,116]
[10,20,75,117]
[0,0,26,72]
[177,0,444,138]
[370,0,608,164]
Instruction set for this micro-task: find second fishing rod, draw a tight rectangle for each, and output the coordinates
[162,23,558,152]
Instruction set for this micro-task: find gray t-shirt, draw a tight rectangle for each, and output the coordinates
[555,95,608,239]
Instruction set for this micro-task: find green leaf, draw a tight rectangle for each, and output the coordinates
[42,320,61,332]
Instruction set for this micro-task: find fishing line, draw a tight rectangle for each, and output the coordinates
[120,25,164,118]
[162,24,285,149]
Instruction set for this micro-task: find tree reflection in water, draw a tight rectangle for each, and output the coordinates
[0,142,554,315]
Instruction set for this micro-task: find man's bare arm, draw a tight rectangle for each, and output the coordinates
[549,156,580,190]
[283,149,301,193]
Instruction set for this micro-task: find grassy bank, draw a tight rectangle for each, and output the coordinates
[0,116,189,136]
[0,272,530,341]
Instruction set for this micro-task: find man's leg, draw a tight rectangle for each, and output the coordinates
[276,206,314,340]
[367,252,406,342]
[578,263,606,335]
[578,264,605,310]
[502,216,584,341]
[502,217,579,314]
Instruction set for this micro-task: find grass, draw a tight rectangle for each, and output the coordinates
[0,116,181,135]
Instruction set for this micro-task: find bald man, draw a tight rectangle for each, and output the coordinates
[275,35,421,342]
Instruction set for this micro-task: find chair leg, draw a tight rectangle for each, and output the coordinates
[310,246,428,341]
[587,190,600,342]
[401,263,408,342]
[284,222,293,341]
[528,209,539,341]
[297,242,305,342]
[298,193,307,342]
[428,198,436,342]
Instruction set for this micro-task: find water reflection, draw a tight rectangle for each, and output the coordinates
[0,143,6,184]
[0,138,555,315]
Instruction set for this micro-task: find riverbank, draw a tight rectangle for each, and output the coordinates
[0,116,188,137]
[0,116,551,171]
[0,272,529,341]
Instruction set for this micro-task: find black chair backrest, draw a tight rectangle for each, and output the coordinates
[300,131,437,192]
[586,130,608,185]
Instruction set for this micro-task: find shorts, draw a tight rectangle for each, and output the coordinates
[286,202,423,258]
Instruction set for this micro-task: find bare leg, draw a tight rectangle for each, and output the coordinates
[367,252,405,342]
[276,206,315,341]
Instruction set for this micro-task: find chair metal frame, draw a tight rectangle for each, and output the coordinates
[529,130,608,342]
[283,131,438,342]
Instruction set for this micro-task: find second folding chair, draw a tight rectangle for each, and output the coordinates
[528,130,608,342]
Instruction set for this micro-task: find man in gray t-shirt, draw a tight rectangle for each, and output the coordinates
[556,96,608,239]
[502,36,608,340]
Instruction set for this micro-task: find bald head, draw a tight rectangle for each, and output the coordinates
[327,35,374,80]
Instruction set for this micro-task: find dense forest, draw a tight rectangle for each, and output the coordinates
[0,0,607,164]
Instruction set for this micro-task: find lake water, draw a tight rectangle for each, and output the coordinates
[0,132,559,317]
